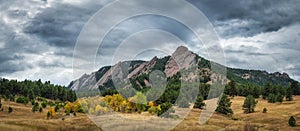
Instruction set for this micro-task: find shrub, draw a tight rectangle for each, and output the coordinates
[135,92,147,113]
[41,101,47,108]
[55,105,60,112]
[73,112,76,116]
[37,97,45,102]
[39,107,43,112]
[193,95,205,109]
[286,87,293,101]
[31,100,35,105]
[9,95,15,102]
[32,102,39,112]
[276,94,284,103]
[243,95,257,113]
[47,111,50,119]
[148,101,154,107]
[8,106,12,113]
[158,102,174,117]
[16,96,28,105]
[66,110,70,116]
[289,116,296,127]
[49,107,55,117]
[232,117,238,121]
[263,108,267,113]
[267,94,276,103]
[148,106,161,115]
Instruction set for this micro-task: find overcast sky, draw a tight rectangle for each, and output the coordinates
[0,0,300,85]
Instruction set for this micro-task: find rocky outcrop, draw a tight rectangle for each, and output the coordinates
[164,46,197,77]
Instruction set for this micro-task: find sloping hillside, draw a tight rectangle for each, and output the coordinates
[69,46,296,92]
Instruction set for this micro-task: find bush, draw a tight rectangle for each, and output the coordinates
[148,106,161,115]
[55,105,59,112]
[32,102,39,112]
[47,111,50,119]
[289,116,296,127]
[16,96,28,104]
[37,97,45,102]
[39,107,43,112]
[8,106,12,113]
[41,101,47,108]
[232,117,238,121]
[73,112,76,116]
[31,100,35,105]
[263,108,267,113]
[267,94,276,103]
[9,95,15,102]
[66,110,70,116]
[193,95,205,109]
[243,95,257,113]
[158,102,174,117]
[276,94,284,103]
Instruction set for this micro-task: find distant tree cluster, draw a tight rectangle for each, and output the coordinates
[225,80,298,103]
[0,78,77,102]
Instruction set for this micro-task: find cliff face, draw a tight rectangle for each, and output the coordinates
[68,46,295,91]
[164,46,197,77]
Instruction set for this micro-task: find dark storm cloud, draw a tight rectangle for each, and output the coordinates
[188,0,300,37]
[0,0,300,84]
[24,4,95,48]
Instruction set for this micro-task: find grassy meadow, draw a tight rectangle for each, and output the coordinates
[0,96,299,131]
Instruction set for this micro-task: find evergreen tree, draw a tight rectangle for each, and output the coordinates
[252,85,261,98]
[276,93,284,103]
[216,94,233,115]
[286,87,293,101]
[288,116,296,127]
[39,107,43,112]
[263,108,267,113]
[228,81,237,97]
[291,81,300,95]
[8,106,13,113]
[262,83,272,99]
[268,94,276,103]
[193,95,205,109]
[243,95,257,113]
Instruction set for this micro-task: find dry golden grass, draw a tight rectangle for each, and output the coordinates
[1,96,300,131]
[0,100,101,131]
[172,96,300,131]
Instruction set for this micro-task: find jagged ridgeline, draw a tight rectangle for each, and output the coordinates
[70,46,296,98]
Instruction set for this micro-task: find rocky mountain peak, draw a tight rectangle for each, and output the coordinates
[164,46,197,77]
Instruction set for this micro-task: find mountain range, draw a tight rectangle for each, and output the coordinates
[68,46,295,91]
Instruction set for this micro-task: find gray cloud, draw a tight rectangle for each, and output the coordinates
[188,0,300,38]
[0,0,299,85]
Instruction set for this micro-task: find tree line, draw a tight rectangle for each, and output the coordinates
[0,78,76,102]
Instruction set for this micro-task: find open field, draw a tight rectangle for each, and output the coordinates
[173,96,300,131]
[1,96,300,131]
[0,100,101,131]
